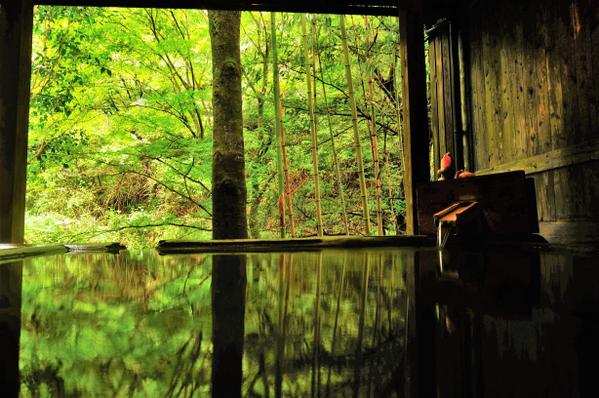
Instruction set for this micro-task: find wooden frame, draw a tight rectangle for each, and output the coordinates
[399,0,430,234]
[0,0,34,243]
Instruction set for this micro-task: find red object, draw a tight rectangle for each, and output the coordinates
[437,153,454,180]
[440,153,452,171]
[455,170,476,179]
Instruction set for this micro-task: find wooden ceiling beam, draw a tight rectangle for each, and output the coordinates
[34,0,400,16]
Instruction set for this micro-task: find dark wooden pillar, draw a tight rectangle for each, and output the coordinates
[399,0,430,235]
[0,0,33,243]
[0,261,22,397]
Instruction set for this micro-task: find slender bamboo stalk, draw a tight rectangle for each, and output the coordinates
[301,14,324,236]
[271,13,286,238]
[314,17,350,236]
[270,12,296,237]
[383,133,398,234]
[363,16,384,235]
[392,45,406,203]
[339,16,371,235]
[279,99,297,237]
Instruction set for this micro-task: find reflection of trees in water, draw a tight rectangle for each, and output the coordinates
[165,332,204,398]
[18,250,407,397]
[20,253,213,397]
[211,254,246,398]
[244,251,408,397]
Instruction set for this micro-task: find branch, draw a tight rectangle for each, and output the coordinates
[143,155,211,193]
[65,222,212,242]
[284,102,399,135]
[94,159,212,217]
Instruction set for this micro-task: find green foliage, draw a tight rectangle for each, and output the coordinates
[26,7,405,247]
[18,251,407,396]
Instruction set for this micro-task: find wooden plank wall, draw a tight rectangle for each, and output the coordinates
[428,20,461,171]
[430,0,599,245]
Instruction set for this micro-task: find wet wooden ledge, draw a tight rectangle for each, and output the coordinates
[65,242,127,253]
[156,235,435,254]
[0,244,68,262]
[0,242,126,262]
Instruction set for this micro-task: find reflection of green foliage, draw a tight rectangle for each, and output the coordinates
[18,250,407,397]
[20,252,213,397]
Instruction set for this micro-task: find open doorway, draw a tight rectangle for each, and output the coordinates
[25,6,405,247]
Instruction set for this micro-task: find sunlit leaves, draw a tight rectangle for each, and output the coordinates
[26,6,405,246]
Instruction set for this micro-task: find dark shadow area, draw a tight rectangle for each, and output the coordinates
[0,261,22,398]
[211,254,246,398]
[410,247,599,397]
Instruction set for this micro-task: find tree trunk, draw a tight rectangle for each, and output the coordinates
[340,16,371,235]
[209,12,247,398]
[209,10,247,240]
[301,14,324,237]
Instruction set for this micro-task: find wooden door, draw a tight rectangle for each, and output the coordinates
[428,19,464,173]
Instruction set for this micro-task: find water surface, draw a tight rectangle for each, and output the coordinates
[1,247,598,397]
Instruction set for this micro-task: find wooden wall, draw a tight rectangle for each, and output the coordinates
[428,20,462,172]
[428,0,599,246]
